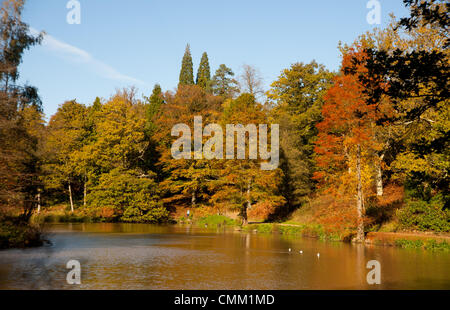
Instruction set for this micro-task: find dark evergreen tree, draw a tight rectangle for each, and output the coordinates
[143,84,165,172]
[92,97,102,111]
[179,44,194,85]
[267,61,334,212]
[144,84,164,137]
[196,52,211,90]
[211,64,239,98]
[149,84,164,105]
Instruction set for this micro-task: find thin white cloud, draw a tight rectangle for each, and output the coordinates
[30,27,145,85]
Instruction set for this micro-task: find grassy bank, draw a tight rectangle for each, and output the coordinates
[177,214,239,228]
[0,216,43,249]
[30,206,450,252]
[366,232,450,251]
[242,223,342,241]
[394,239,450,251]
[31,203,177,224]
[185,214,450,251]
[181,213,343,242]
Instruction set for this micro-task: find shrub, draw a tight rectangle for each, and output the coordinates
[87,168,169,223]
[397,195,450,232]
[394,239,449,251]
[0,216,43,249]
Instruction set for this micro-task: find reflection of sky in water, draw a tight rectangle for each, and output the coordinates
[0,224,449,290]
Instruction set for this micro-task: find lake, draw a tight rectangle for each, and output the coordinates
[0,223,448,289]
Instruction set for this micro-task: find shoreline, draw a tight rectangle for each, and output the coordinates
[2,212,447,251]
[178,215,450,251]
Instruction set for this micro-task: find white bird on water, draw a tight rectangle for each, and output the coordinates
[317,253,320,258]
[299,250,303,254]
[288,248,291,253]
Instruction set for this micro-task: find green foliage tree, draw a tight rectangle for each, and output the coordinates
[144,84,164,137]
[87,168,168,223]
[142,84,165,172]
[179,44,194,85]
[196,52,211,90]
[211,64,239,98]
[83,89,169,222]
[72,97,103,207]
[43,100,88,212]
[268,61,334,210]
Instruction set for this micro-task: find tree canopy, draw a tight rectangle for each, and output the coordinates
[1,0,448,239]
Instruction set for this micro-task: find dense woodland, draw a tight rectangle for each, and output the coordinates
[0,0,448,246]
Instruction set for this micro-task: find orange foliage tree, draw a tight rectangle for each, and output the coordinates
[314,46,390,241]
[209,94,285,224]
[154,85,222,209]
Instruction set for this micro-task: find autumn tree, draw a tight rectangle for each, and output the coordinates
[0,0,43,218]
[239,64,264,99]
[72,96,103,207]
[83,89,168,222]
[43,100,87,212]
[155,85,222,209]
[268,61,334,211]
[86,89,148,173]
[354,0,449,211]
[20,105,46,212]
[314,48,387,242]
[210,94,285,224]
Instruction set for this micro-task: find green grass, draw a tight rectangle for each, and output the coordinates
[277,225,306,235]
[242,222,343,241]
[378,221,400,233]
[394,238,449,251]
[394,239,424,249]
[424,239,450,251]
[243,223,274,233]
[195,215,238,228]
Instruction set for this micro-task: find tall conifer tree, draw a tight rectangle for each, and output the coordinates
[179,44,194,85]
[196,52,211,90]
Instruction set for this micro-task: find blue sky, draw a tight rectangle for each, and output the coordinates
[19,0,409,118]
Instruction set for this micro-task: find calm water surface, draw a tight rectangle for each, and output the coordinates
[0,223,448,289]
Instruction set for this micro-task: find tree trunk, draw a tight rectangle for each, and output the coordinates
[83,175,87,207]
[242,180,251,226]
[356,145,364,242]
[344,146,352,173]
[376,155,384,196]
[37,190,41,214]
[68,182,74,213]
[246,180,251,210]
[241,208,248,226]
[191,191,196,207]
[376,161,383,196]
